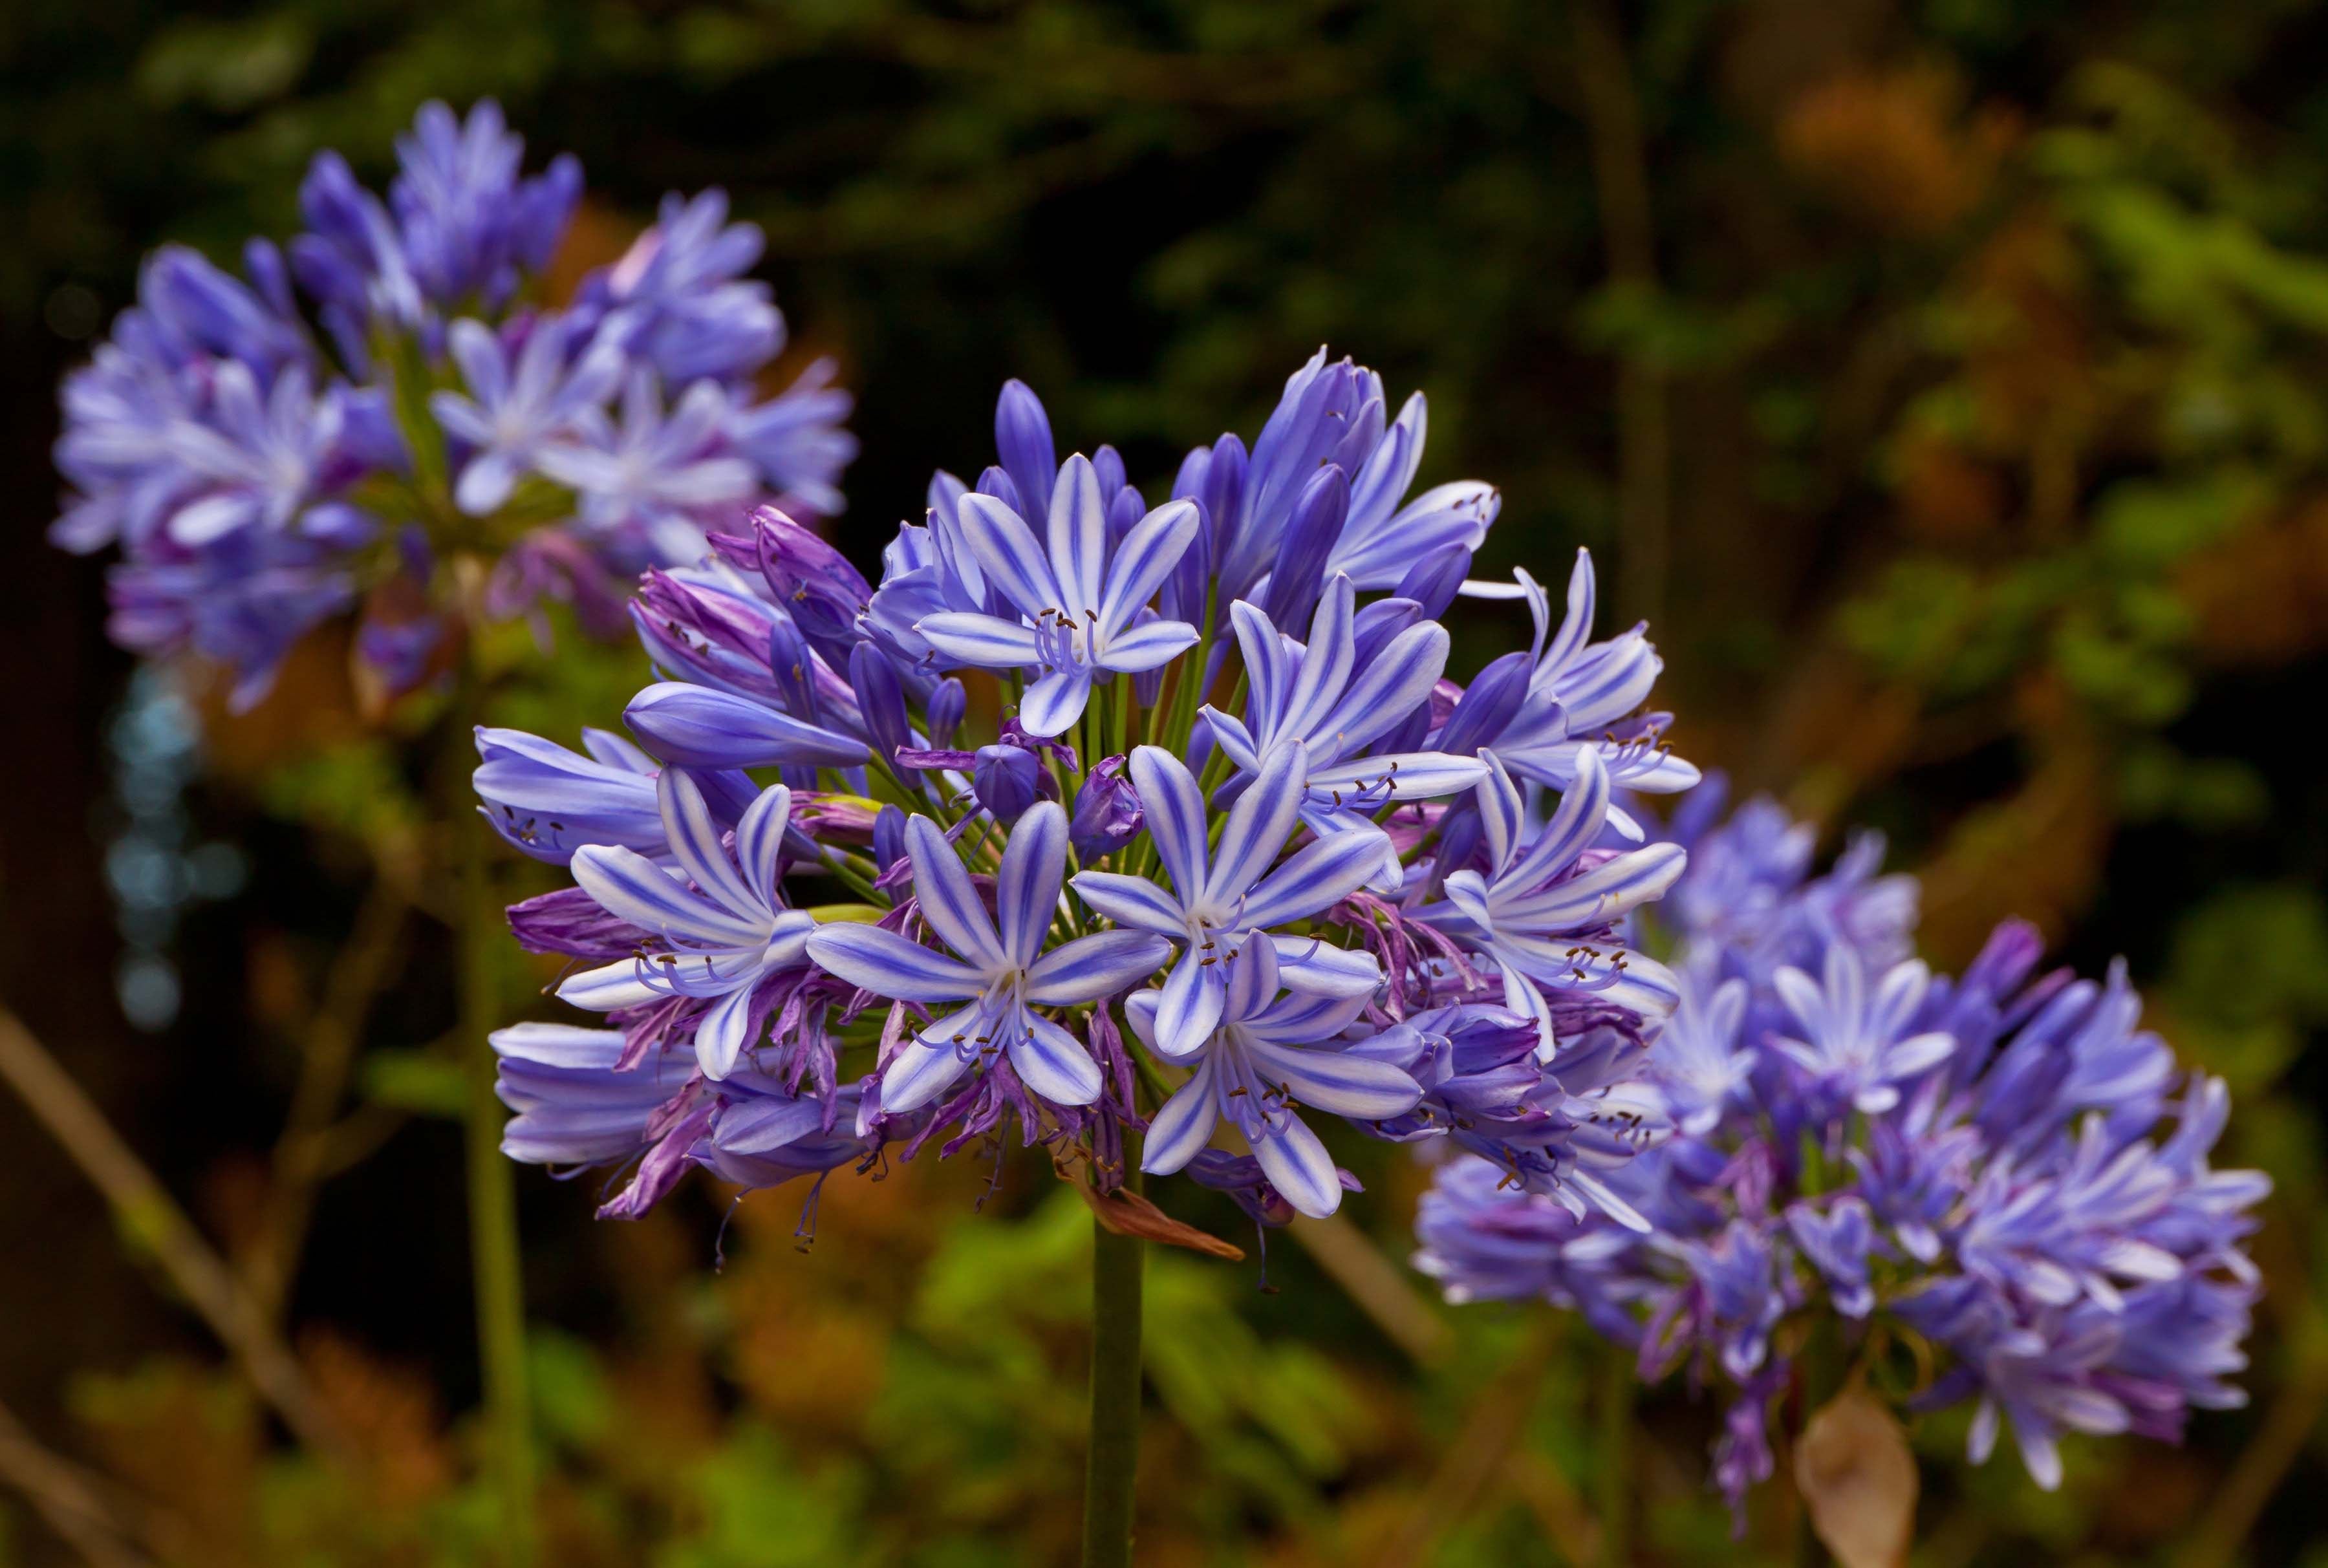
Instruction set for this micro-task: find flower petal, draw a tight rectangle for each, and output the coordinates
[659,768,762,922]
[1268,937,1383,998]
[625,683,868,769]
[735,782,794,910]
[1011,1010,1104,1106]
[571,844,767,949]
[918,612,1043,670]
[997,800,1068,965]
[1068,871,1188,938]
[1154,950,1226,1060]
[1129,747,1209,903]
[1205,740,1308,909]
[1048,453,1108,620]
[1026,930,1171,1005]
[1315,621,1449,760]
[555,958,662,1012]
[1244,1038,1421,1119]
[1249,1109,1343,1218]
[694,983,760,1080]
[1097,618,1200,674]
[1019,666,1093,738]
[1140,1058,1221,1175]
[956,491,1064,621]
[1278,575,1355,742]
[1238,825,1390,929]
[879,1036,972,1113]
[1099,499,1198,639]
[903,811,1006,970]
[805,923,983,1003]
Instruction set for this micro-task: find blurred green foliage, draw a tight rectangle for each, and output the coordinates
[8,0,2328,1563]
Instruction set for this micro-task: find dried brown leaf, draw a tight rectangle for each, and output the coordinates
[1068,1177,1245,1261]
[1794,1386,1917,1568]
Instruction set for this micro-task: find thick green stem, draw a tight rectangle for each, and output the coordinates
[1081,1163,1145,1568]
[448,708,535,1565]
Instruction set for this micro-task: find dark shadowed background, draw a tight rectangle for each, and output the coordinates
[5,2,2328,1563]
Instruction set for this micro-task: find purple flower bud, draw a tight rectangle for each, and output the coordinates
[1437,651,1533,758]
[995,379,1057,528]
[927,676,967,750]
[738,505,870,669]
[848,641,910,766]
[1396,542,1472,619]
[973,744,1046,825]
[1261,463,1348,629]
[768,614,821,718]
[1161,497,1213,628]
[1105,481,1145,547]
[1352,596,1423,667]
[975,464,1024,516]
[872,802,907,872]
[1092,443,1128,502]
[1202,433,1246,553]
[1071,755,1144,860]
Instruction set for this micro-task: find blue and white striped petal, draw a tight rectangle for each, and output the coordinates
[1249,1108,1343,1219]
[735,782,794,912]
[902,812,1007,971]
[1128,747,1209,902]
[1099,499,1198,640]
[1047,455,1108,621]
[996,801,1068,966]
[805,923,984,1004]
[1154,949,1227,1060]
[1013,1010,1105,1107]
[555,957,663,1013]
[1244,1038,1421,1119]
[956,491,1065,622]
[1206,742,1308,910]
[1026,930,1170,1005]
[1140,1057,1221,1176]
[917,612,1044,671]
[693,982,760,1080]
[1019,667,1094,738]
[1141,1051,1229,1172]
[659,768,761,923]
[1267,937,1383,998]
[1070,870,1191,938]
[1097,619,1200,674]
[571,844,769,949]
[1239,824,1389,929]
[1277,577,1355,742]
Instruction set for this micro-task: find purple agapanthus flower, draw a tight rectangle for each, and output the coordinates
[1416,749,1684,1046]
[916,454,1202,735]
[554,771,817,1080]
[1132,936,1419,1218]
[54,98,856,705]
[480,350,1702,1280]
[1414,785,2267,1525]
[807,804,1170,1113]
[1072,742,1387,1057]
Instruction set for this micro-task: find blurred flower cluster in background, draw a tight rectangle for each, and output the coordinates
[6,1,2328,1564]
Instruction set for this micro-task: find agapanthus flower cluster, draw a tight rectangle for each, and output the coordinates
[481,350,1705,1244]
[1413,776,2269,1523]
[53,99,856,706]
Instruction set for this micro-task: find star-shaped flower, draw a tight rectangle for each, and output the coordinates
[807,802,1170,1112]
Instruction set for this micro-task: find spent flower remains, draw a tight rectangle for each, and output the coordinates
[481,350,1702,1234]
[52,99,856,706]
